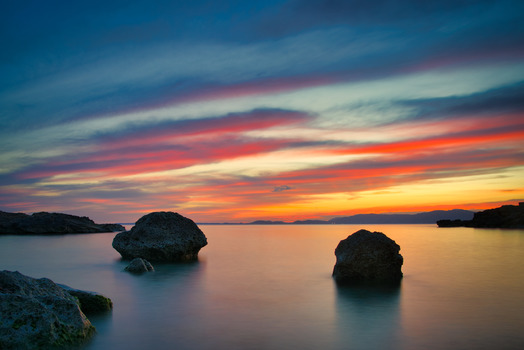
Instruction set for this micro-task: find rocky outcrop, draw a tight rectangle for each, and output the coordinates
[112,212,208,262]
[0,270,96,349]
[436,219,465,227]
[437,203,524,228]
[99,223,126,232]
[332,229,403,285]
[0,211,125,235]
[124,258,155,274]
[57,284,113,315]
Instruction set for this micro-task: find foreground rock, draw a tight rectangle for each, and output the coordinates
[333,229,403,285]
[437,202,524,228]
[57,284,113,315]
[112,212,208,262]
[0,271,96,349]
[125,258,155,274]
[0,211,125,235]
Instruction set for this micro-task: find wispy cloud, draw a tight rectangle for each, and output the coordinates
[273,185,292,192]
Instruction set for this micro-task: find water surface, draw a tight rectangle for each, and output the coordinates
[1,225,523,349]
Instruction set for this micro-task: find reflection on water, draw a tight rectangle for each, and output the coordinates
[86,261,206,350]
[335,284,402,350]
[1,225,524,349]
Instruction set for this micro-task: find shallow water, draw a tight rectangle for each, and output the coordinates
[1,225,523,349]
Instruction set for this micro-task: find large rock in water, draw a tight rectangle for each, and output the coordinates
[112,212,208,262]
[0,271,95,349]
[332,229,403,285]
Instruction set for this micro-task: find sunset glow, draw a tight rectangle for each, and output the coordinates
[1,1,523,223]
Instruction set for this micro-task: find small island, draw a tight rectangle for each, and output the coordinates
[437,203,524,228]
[0,211,125,235]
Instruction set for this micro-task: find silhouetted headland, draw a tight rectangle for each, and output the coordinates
[0,211,125,235]
[437,203,524,228]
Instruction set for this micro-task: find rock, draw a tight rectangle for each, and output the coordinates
[0,211,125,235]
[332,229,403,285]
[57,284,113,315]
[437,202,524,228]
[99,223,126,232]
[436,219,469,227]
[0,270,95,349]
[112,212,208,262]
[124,258,155,274]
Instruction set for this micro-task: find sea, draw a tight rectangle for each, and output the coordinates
[1,224,523,350]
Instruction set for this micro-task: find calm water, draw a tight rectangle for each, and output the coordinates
[1,225,524,350]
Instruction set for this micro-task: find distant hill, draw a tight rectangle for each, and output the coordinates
[328,209,474,224]
[249,220,288,225]
[243,209,475,225]
[292,219,330,225]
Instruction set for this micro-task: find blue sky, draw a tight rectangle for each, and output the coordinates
[1,0,523,223]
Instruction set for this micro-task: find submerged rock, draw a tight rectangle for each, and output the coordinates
[332,229,403,285]
[124,258,155,274]
[0,211,125,235]
[0,270,95,349]
[58,284,113,315]
[112,212,208,262]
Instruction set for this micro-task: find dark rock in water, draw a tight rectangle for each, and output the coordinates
[0,211,125,235]
[112,212,208,262]
[0,270,95,349]
[99,223,126,232]
[436,219,471,227]
[57,284,113,315]
[124,258,155,274]
[332,229,403,285]
[437,202,524,228]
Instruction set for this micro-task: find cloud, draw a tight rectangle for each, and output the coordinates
[6,107,315,182]
[101,108,313,144]
[398,80,524,120]
[255,0,522,35]
[273,185,292,192]
[3,1,523,136]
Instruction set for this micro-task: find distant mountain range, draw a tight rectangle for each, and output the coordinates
[200,209,475,225]
[325,209,474,224]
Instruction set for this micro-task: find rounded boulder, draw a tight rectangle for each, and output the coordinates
[112,212,207,262]
[332,229,403,285]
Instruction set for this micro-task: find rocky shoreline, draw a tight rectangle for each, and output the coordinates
[0,211,125,235]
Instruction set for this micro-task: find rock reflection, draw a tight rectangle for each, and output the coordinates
[335,283,402,350]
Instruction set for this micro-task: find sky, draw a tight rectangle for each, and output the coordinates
[1,0,524,223]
